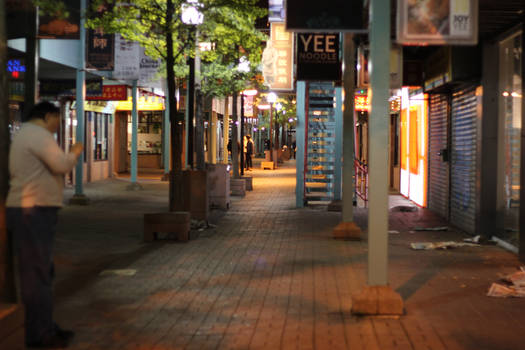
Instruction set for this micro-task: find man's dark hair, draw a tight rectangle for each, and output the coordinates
[25,101,60,122]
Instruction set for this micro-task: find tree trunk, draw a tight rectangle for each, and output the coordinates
[195,90,205,170]
[231,92,240,178]
[274,121,280,150]
[166,0,184,211]
[0,0,16,303]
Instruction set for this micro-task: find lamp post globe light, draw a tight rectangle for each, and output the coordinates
[181,0,203,169]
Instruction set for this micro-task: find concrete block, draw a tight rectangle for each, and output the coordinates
[144,212,191,242]
[0,304,24,350]
[333,221,362,240]
[183,169,209,221]
[241,176,253,191]
[351,285,404,315]
[327,200,342,212]
[261,161,275,170]
[230,178,246,197]
[207,163,231,210]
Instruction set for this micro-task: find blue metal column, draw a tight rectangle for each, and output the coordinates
[368,0,391,286]
[163,86,170,176]
[296,81,306,208]
[334,87,343,200]
[130,80,139,187]
[71,0,88,204]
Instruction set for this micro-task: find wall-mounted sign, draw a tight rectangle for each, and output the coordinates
[88,85,128,101]
[86,28,114,70]
[296,33,341,81]
[7,59,26,80]
[116,96,165,111]
[286,0,365,33]
[397,0,478,45]
[262,23,294,91]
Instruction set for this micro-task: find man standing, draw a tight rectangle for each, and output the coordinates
[245,135,254,170]
[6,102,83,348]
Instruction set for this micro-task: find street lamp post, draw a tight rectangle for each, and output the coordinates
[267,92,277,163]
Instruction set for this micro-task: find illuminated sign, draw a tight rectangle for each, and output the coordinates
[262,23,294,91]
[7,59,25,79]
[354,95,370,112]
[88,85,128,101]
[116,96,165,111]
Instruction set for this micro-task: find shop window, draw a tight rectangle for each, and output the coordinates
[93,112,109,161]
[127,111,163,154]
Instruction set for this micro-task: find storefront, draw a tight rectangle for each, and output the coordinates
[115,94,165,172]
[399,87,428,207]
[496,30,522,247]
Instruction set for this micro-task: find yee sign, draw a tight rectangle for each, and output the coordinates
[296,33,341,81]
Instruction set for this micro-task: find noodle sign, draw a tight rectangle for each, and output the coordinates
[296,33,341,81]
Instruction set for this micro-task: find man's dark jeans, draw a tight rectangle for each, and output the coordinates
[7,206,59,344]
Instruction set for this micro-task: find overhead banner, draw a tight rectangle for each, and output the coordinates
[285,0,365,33]
[261,23,294,91]
[296,33,341,81]
[397,0,478,45]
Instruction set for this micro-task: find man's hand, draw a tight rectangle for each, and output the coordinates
[70,143,83,157]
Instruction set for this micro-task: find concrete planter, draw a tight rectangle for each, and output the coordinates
[182,169,209,221]
[230,178,246,197]
[241,176,253,191]
[144,212,191,242]
[207,163,231,210]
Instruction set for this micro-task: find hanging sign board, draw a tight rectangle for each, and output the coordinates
[113,34,140,80]
[397,0,478,45]
[262,23,294,91]
[296,33,341,81]
[86,28,115,70]
[285,0,365,33]
[38,0,80,39]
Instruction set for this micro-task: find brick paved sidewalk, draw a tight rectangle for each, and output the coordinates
[51,159,525,350]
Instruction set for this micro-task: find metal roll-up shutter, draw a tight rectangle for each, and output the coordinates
[450,86,479,234]
[428,93,450,219]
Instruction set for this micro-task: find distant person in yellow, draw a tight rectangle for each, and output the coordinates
[6,102,83,348]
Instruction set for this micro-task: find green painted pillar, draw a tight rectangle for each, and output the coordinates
[368,0,391,286]
[296,81,306,208]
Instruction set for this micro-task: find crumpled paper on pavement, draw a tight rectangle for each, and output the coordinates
[410,241,480,250]
[487,267,525,297]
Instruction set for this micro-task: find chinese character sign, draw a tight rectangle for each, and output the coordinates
[113,34,140,80]
[263,23,293,91]
[86,28,115,70]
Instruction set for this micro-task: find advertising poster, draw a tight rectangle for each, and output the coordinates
[397,0,478,45]
[38,0,80,39]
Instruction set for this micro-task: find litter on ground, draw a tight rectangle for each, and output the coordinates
[413,226,448,231]
[487,267,525,297]
[410,241,480,250]
[99,269,137,277]
[388,230,400,234]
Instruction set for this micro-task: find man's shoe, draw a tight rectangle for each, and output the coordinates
[27,334,69,348]
[54,324,75,341]
[56,328,75,341]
